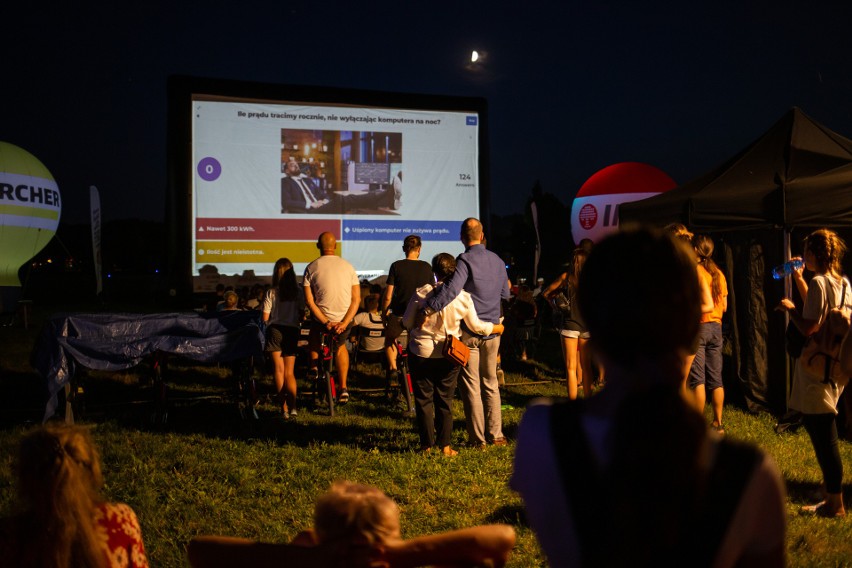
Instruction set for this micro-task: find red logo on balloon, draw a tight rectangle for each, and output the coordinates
[578,204,598,229]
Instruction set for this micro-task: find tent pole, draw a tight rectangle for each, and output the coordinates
[783,229,792,411]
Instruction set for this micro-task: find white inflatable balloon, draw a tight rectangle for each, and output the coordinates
[0,142,61,286]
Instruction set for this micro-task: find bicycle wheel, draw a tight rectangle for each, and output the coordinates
[324,371,336,417]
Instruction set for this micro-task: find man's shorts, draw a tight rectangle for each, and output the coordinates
[265,324,300,356]
[310,319,353,343]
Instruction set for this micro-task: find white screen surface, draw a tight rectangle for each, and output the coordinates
[191,97,480,291]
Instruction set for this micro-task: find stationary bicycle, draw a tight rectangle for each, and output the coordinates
[386,331,415,417]
[306,329,339,417]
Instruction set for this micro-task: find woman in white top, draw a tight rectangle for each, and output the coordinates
[403,253,504,455]
[777,228,851,517]
[262,258,306,419]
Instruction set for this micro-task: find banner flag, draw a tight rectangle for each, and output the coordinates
[90,186,103,295]
[531,201,541,283]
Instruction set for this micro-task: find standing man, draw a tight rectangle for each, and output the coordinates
[382,235,434,385]
[421,218,511,447]
[304,232,360,403]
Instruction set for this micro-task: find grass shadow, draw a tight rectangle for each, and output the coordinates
[486,504,529,528]
[784,478,852,507]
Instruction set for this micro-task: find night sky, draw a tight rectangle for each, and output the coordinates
[5,1,852,225]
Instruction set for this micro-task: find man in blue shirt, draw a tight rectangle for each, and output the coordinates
[421,218,511,447]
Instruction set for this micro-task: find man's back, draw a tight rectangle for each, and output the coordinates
[427,244,509,325]
[304,255,358,322]
[387,258,434,315]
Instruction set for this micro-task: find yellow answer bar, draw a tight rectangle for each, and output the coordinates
[196,241,340,264]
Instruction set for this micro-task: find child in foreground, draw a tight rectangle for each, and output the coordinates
[0,423,149,568]
[188,481,515,567]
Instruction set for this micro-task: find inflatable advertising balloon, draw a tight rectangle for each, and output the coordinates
[0,142,61,286]
[571,162,676,244]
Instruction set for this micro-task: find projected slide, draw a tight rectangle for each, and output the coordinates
[191,98,480,291]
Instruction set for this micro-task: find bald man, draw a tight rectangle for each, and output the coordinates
[303,232,360,403]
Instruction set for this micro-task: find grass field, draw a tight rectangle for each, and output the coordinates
[1,307,851,566]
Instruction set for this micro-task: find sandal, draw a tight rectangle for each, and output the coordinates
[711,422,725,436]
[802,501,847,518]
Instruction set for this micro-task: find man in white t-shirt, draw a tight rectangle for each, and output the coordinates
[303,232,360,403]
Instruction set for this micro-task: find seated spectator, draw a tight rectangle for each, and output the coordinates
[244,284,265,310]
[215,287,237,311]
[510,226,786,567]
[187,481,515,568]
[351,294,385,355]
[0,423,149,567]
[219,290,241,311]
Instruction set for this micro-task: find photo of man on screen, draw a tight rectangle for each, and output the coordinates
[279,128,404,216]
[281,159,342,214]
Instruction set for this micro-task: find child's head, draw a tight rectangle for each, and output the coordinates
[364,294,380,313]
[16,423,104,516]
[313,481,401,545]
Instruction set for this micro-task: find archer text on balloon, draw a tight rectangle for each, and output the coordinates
[0,183,61,207]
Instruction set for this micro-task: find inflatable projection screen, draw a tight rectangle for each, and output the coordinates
[167,76,489,293]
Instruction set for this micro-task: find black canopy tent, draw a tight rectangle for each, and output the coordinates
[620,108,852,414]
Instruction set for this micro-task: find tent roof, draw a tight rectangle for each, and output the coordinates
[620,108,852,231]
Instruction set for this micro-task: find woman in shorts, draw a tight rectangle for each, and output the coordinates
[688,234,728,433]
[543,247,592,399]
[262,258,305,419]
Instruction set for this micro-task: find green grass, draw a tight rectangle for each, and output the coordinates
[1,311,851,566]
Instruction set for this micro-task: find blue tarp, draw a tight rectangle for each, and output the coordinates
[32,311,266,421]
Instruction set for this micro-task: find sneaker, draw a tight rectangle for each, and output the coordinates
[281,409,290,420]
[289,408,298,417]
[338,389,350,404]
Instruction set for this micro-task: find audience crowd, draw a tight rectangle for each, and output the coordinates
[18,219,852,566]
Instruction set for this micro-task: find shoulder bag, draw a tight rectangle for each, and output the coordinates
[441,317,470,366]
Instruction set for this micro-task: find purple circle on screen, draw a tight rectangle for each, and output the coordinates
[197,157,222,181]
